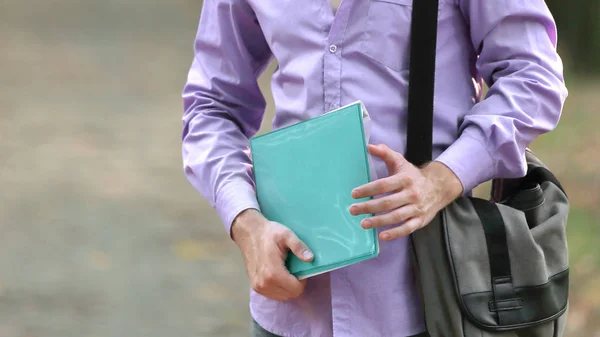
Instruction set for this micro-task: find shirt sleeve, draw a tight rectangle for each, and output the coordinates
[434,0,568,193]
[181,0,273,236]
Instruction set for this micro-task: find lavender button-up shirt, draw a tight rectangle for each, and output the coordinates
[181,0,567,336]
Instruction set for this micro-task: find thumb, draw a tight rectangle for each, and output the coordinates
[284,231,314,262]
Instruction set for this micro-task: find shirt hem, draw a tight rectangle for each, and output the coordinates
[250,305,308,337]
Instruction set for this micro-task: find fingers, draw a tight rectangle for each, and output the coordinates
[361,204,421,229]
[349,145,437,242]
[352,174,411,199]
[276,231,311,297]
[283,230,314,262]
[250,227,311,301]
[379,217,424,240]
[367,144,409,174]
[353,144,414,199]
[367,144,396,165]
[252,266,307,300]
[350,188,417,215]
[277,271,308,298]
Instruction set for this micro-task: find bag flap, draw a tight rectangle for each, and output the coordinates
[442,152,569,331]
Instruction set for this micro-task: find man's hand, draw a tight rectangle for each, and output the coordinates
[231,209,314,301]
[350,144,463,241]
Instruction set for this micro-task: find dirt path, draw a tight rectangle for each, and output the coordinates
[0,1,264,336]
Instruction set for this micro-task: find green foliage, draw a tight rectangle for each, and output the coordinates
[546,0,600,75]
[566,208,600,264]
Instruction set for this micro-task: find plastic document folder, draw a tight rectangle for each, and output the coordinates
[250,101,380,279]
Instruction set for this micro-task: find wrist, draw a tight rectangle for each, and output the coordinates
[231,208,264,243]
[422,161,463,208]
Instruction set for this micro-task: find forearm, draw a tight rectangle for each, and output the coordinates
[182,113,262,235]
[437,0,568,192]
[181,0,273,236]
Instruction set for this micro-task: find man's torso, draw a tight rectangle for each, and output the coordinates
[246,1,478,336]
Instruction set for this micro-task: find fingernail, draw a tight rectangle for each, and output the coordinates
[380,232,390,240]
[362,219,371,228]
[303,250,314,260]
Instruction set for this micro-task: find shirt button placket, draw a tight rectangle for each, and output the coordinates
[324,42,341,112]
[324,39,347,337]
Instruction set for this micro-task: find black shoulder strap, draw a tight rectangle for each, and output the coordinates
[405,0,439,166]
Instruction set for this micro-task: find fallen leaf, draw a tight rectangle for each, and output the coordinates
[195,283,231,302]
[87,251,112,271]
[172,239,225,261]
[173,239,208,261]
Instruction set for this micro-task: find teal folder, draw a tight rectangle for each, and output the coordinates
[250,101,379,279]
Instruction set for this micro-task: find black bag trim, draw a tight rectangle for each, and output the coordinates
[460,269,569,331]
[488,298,524,312]
[499,183,545,212]
[493,155,567,203]
[524,167,565,195]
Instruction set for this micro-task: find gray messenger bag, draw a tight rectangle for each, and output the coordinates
[405,0,570,336]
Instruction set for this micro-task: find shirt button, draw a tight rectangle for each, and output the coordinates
[329,44,337,53]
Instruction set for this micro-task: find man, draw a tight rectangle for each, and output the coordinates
[181,0,567,336]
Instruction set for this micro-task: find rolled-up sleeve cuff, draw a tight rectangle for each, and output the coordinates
[434,130,496,194]
[215,181,261,238]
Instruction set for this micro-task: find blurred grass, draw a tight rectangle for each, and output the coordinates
[529,81,600,335]
[566,209,600,265]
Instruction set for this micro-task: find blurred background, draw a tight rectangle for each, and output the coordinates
[0,0,598,336]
